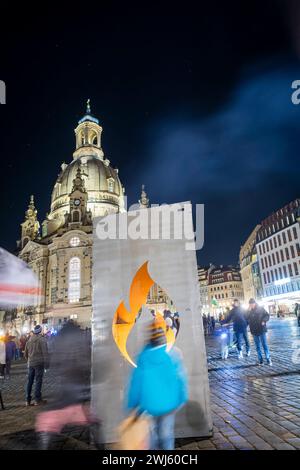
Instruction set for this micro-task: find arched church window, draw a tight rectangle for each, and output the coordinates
[80,131,85,146]
[90,131,98,146]
[72,210,80,222]
[68,257,81,303]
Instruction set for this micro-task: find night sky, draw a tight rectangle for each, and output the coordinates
[1,1,300,265]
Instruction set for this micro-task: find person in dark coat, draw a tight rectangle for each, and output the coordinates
[207,314,212,334]
[225,299,250,359]
[24,325,49,406]
[173,312,180,338]
[48,320,91,408]
[5,335,16,378]
[19,335,27,358]
[211,316,216,333]
[202,314,208,335]
[246,299,272,366]
[35,320,102,450]
[0,335,5,379]
[294,303,299,317]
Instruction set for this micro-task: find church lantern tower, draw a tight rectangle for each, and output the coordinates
[48,100,125,226]
[73,99,104,161]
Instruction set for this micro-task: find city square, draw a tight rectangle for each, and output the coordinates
[1,316,300,450]
[1,2,300,459]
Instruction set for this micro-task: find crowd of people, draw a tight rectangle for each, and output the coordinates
[202,313,216,336]
[1,298,298,450]
[0,332,30,379]
[204,298,273,365]
[1,316,186,451]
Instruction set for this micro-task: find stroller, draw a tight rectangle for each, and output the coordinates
[217,324,237,360]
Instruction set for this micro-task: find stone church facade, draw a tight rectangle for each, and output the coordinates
[15,103,127,331]
[13,103,168,333]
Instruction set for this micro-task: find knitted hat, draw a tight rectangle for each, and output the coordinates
[147,321,166,346]
[248,298,256,305]
[150,326,165,340]
[33,324,42,334]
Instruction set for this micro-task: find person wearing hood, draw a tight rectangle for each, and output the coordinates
[24,325,49,406]
[125,321,188,450]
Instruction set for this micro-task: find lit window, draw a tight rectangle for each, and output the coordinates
[70,236,80,247]
[68,257,81,303]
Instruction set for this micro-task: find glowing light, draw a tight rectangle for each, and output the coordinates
[70,237,80,247]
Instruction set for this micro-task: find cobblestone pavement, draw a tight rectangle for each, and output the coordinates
[1,317,300,450]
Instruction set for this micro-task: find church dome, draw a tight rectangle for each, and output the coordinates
[49,102,125,223]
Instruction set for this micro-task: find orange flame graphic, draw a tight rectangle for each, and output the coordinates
[112,261,176,367]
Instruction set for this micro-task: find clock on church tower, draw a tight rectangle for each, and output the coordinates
[69,166,89,224]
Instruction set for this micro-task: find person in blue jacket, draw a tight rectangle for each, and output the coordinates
[125,321,188,450]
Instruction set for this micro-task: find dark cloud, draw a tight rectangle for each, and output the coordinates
[0,2,298,266]
[135,61,300,263]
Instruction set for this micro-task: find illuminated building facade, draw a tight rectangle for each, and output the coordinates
[256,199,300,313]
[205,265,244,316]
[239,225,263,303]
[10,104,130,332]
[198,265,214,315]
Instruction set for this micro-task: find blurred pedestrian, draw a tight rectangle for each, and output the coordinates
[5,335,16,378]
[246,299,272,366]
[211,316,216,333]
[14,336,21,360]
[0,335,5,379]
[24,324,49,406]
[35,320,102,449]
[294,303,300,326]
[202,314,208,335]
[125,321,188,450]
[19,334,27,358]
[207,314,212,334]
[173,312,180,338]
[163,310,180,338]
[225,299,250,359]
